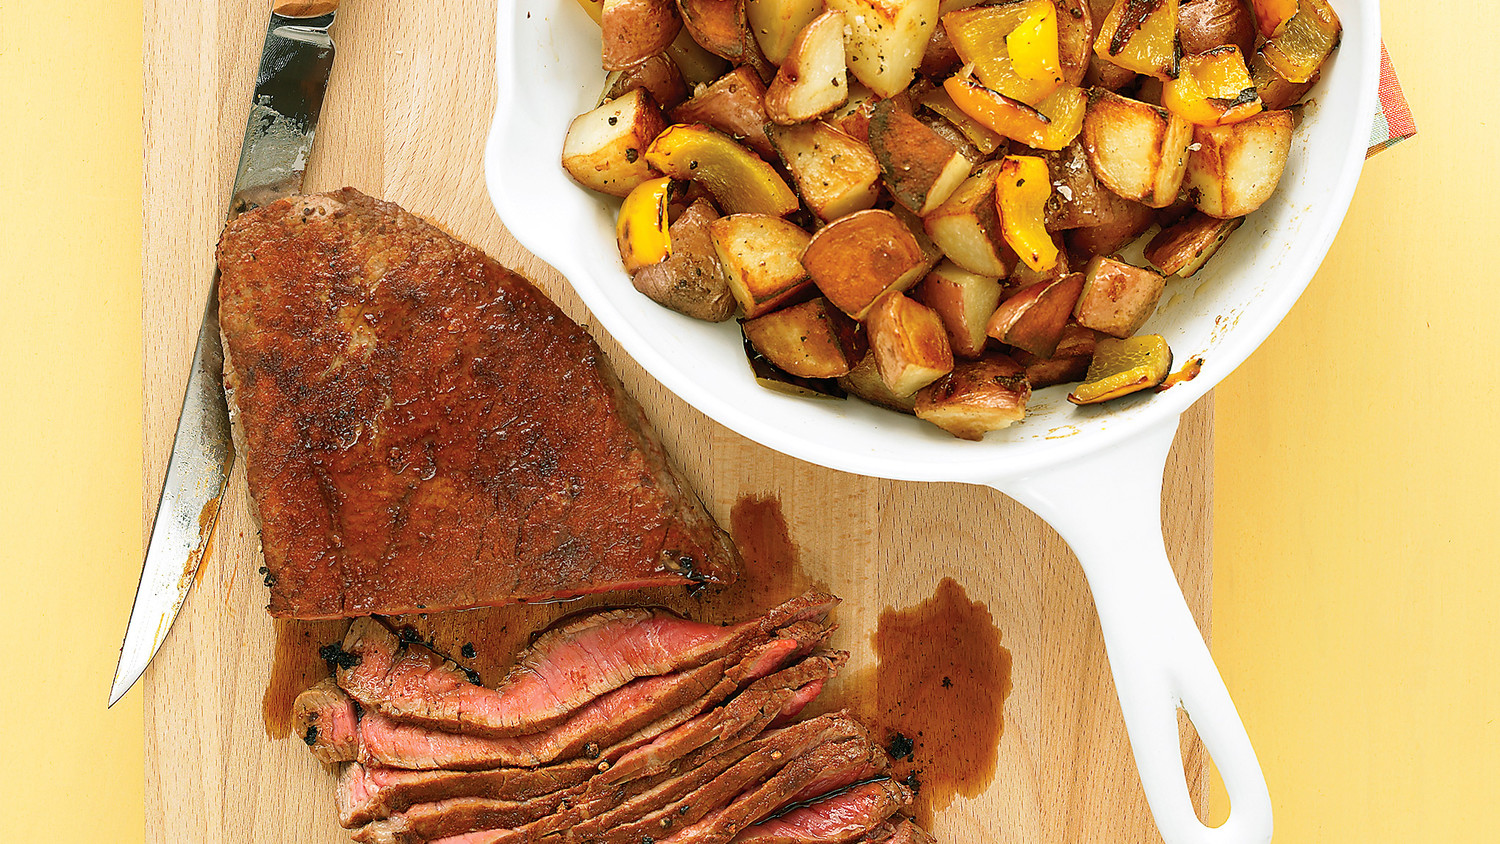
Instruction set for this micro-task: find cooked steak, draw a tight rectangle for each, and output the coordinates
[337,763,596,829]
[338,592,837,736]
[352,792,563,844]
[856,819,937,844]
[216,188,740,618]
[597,652,847,788]
[730,781,913,844]
[294,677,361,763]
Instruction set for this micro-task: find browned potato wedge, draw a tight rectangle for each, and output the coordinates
[766,11,849,124]
[1014,322,1099,387]
[987,273,1085,357]
[1045,138,1131,230]
[1082,88,1194,208]
[889,202,946,276]
[913,261,1006,358]
[1074,255,1165,337]
[802,210,928,319]
[1093,0,1178,80]
[746,0,827,65]
[923,162,1014,278]
[868,100,973,215]
[671,67,776,157]
[920,21,964,80]
[678,0,769,74]
[562,89,668,197]
[1064,199,1155,258]
[633,199,737,321]
[825,0,940,98]
[1178,0,1256,56]
[837,350,918,413]
[710,213,815,317]
[918,113,985,164]
[1145,211,1244,276]
[601,53,691,110]
[742,297,867,377]
[766,121,882,222]
[827,80,880,142]
[602,0,683,70]
[1185,109,1293,217]
[742,330,847,398]
[915,354,1031,439]
[867,292,955,396]
[1056,0,1095,86]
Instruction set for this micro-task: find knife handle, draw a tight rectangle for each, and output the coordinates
[273,0,340,16]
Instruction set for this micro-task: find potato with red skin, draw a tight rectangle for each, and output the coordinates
[866,293,955,396]
[1074,255,1166,338]
[987,273,1086,358]
[742,297,867,377]
[765,11,850,124]
[671,67,776,158]
[802,210,929,320]
[915,355,1032,440]
[601,53,690,110]
[1177,0,1256,56]
[868,99,973,215]
[913,261,1006,359]
[633,199,737,321]
[1013,323,1100,387]
[602,0,682,71]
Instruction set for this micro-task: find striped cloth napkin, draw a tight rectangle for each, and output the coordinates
[1368,43,1415,157]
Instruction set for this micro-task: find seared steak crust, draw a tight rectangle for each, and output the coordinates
[731,781,914,844]
[216,188,739,618]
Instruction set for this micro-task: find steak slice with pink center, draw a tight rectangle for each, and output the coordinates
[294,677,361,763]
[338,591,838,737]
[727,780,913,844]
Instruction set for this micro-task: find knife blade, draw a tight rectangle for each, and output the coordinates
[109,1,341,707]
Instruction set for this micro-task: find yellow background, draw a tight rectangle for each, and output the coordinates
[0,2,1494,842]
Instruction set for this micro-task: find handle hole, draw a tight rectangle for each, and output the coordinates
[1179,706,1220,827]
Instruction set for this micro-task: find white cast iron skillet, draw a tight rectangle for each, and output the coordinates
[487,4,1380,841]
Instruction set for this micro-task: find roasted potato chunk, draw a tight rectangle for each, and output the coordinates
[802,210,929,319]
[1177,0,1256,56]
[746,0,826,65]
[1014,322,1099,387]
[913,261,1006,358]
[1074,255,1165,337]
[869,99,974,215]
[1055,0,1095,86]
[767,121,882,222]
[924,162,1014,278]
[1063,199,1155,257]
[671,67,776,157]
[1184,109,1293,217]
[633,199,737,321]
[825,0,940,98]
[743,297,867,377]
[838,351,918,413]
[766,11,849,124]
[710,213,815,317]
[1093,0,1178,79]
[601,53,691,111]
[987,272,1085,357]
[1082,88,1193,208]
[602,0,683,70]
[562,88,668,197]
[1144,211,1244,276]
[665,25,732,86]
[867,292,955,396]
[678,0,773,77]
[915,354,1031,439]
[743,330,847,398]
[646,123,800,215]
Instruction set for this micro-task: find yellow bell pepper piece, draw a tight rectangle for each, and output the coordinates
[943,0,1062,106]
[1093,0,1179,80]
[944,75,1086,152]
[1163,46,1264,126]
[996,156,1058,273]
[1251,0,1297,38]
[645,124,799,217]
[1067,334,1173,405]
[616,176,673,273]
[1261,0,1341,84]
[1007,3,1061,84]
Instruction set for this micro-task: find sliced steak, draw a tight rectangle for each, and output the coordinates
[612,736,882,844]
[565,714,868,844]
[294,678,360,763]
[853,819,936,844]
[728,781,913,844]
[352,793,566,844]
[216,188,740,619]
[597,652,847,788]
[337,761,605,829]
[338,592,836,737]
[358,658,727,770]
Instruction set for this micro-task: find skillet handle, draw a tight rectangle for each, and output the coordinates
[999,418,1272,844]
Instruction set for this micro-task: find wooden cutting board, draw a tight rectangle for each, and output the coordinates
[142,1,1212,841]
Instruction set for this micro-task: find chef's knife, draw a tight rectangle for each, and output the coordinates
[109,0,342,707]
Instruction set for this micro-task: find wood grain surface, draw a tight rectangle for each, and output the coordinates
[142,1,1212,840]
